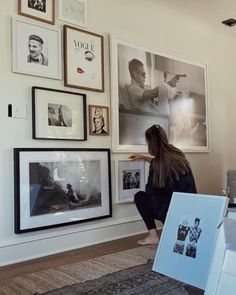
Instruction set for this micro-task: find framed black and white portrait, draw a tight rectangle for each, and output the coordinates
[114,159,145,203]
[89,105,109,136]
[14,148,112,233]
[18,0,55,25]
[32,86,87,141]
[12,17,61,79]
[110,36,209,153]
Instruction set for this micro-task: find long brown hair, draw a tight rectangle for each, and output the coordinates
[145,125,191,188]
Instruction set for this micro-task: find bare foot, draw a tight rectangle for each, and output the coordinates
[137,235,160,245]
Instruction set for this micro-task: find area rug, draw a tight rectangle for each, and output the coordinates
[0,246,156,295]
[35,259,204,295]
[0,245,204,295]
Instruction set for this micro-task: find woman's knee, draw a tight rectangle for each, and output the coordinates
[134,191,145,204]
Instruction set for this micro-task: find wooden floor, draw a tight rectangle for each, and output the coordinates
[0,233,147,282]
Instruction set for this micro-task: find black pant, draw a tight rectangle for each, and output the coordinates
[134,191,167,230]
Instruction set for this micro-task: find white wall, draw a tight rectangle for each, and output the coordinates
[0,0,236,266]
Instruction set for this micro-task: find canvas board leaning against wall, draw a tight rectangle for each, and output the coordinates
[152,192,228,290]
[110,36,209,153]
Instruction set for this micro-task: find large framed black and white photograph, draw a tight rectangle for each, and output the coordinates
[14,148,112,233]
[12,17,62,79]
[110,36,209,153]
[32,86,87,141]
[115,159,145,204]
[18,0,55,25]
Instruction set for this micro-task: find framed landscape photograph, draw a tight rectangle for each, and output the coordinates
[12,17,62,79]
[89,105,109,136]
[58,0,88,28]
[114,159,145,204]
[18,0,55,25]
[32,86,87,141]
[64,25,104,92]
[14,148,112,233]
[152,192,228,290]
[110,36,209,153]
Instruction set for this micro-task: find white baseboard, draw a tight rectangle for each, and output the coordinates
[0,216,162,266]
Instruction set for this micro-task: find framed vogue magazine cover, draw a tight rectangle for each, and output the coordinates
[58,0,88,28]
[12,17,62,79]
[114,159,145,204]
[89,105,109,136]
[32,86,87,141]
[18,0,55,25]
[14,148,112,233]
[64,25,104,92]
[110,36,209,153]
[152,192,228,290]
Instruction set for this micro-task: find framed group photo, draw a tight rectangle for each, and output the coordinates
[18,0,55,25]
[110,36,209,153]
[58,0,88,28]
[12,17,62,79]
[32,86,87,141]
[152,192,228,290]
[64,25,104,92]
[114,159,145,204]
[14,148,112,233]
[89,105,109,136]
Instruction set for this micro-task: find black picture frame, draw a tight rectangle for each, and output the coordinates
[14,148,112,233]
[32,86,87,141]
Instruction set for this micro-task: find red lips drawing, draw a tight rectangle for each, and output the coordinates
[77,67,85,74]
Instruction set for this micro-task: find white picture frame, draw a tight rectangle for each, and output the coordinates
[12,17,62,80]
[114,159,145,204]
[58,0,88,28]
[152,192,228,290]
[110,36,209,153]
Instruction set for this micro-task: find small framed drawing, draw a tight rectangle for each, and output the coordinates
[89,105,109,136]
[58,0,88,28]
[14,148,112,233]
[64,25,104,92]
[114,159,145,203]
[152,192,228,290]
[32,86,87,141]
[12,17,62,79]
[18,0,55,25]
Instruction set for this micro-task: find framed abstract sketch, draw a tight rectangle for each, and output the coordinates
[18,0,55,25]
[64,25,104,92]
[110,36,209,153]
[12,17,62,79]
[58,0,88,28]
[152,192,228,290]
[89,105,109,136]
[114,159,145,204]
[32,86,87,141]
[14,148,112,233]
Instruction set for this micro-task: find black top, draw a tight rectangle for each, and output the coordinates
[145,159,197,222]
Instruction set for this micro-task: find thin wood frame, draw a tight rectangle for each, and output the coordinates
[18,0,55,25]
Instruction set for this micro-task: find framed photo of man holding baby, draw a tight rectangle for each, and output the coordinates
[110,36,209,153]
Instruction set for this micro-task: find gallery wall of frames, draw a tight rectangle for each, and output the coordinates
[12,0,209,234]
